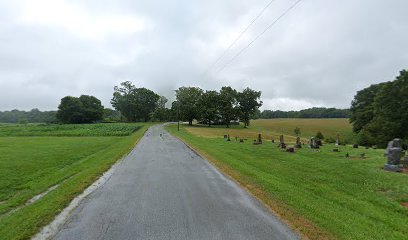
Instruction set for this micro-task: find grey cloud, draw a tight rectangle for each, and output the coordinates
[0,0,407,111]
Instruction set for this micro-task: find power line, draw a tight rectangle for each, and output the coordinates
[216,0,304,74]
[203,0,277,78]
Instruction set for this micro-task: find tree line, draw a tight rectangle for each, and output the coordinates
[44,81,262,127]
[0,109,57,123]
[111,82,263,127]
[350,69,408,147]
[173,86,262,127]
[259,108,351,119]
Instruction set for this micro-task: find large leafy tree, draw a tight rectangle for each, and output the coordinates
[79,95,104,123]
[57,95,104,124]
[350,70,408,147]
[111,81,160,122]
[133,88,160,122]
[219,86,238,128]
[152,96,170,122]
[198,90,220,127]
[111,81,137,122]
[57,96,84,124]
[237,88,262,128]
[349,83,384,133]
[175,87,203,125]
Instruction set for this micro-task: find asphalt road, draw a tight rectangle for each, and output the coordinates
[54,124,298,240]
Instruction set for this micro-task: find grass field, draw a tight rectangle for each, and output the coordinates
[166,122,408,240]
[185,118,356,144]
[0,123,151,240]
[0,123,142,136]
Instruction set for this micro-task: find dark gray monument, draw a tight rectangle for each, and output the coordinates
[257,134,262,144]
[295,137,302,148]
[384,138,403,172]
[279,135,286,149]
[310,137,319,149]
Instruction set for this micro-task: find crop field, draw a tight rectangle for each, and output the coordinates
[185,118,356,144]
[166,123,408,240]
[0,123,149,240]
[0,123,142,137]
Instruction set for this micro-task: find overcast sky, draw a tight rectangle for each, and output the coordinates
[0,0,407,111]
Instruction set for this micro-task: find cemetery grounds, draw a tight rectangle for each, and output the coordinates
[166,119,408,240]
[0,123,150,240]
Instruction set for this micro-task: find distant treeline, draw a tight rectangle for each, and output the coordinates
[0,109,57,123]
[260,108,351,119]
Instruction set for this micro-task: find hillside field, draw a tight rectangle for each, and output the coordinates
[186,118,356,144]
[166,120,408,240]
[0,123,150,240]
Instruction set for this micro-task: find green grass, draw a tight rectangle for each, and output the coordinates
[0,123,142,137]
[0,123,151,240]
[166,123,408,240]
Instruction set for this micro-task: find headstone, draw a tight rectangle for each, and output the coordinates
[316,139,322,146]
[384,138,403,172]
[240,139,244,143]
[271,139,275,143]
[257,134,262,144]
[353,144,359,148]
[227,134,231,141]
[286,147,295,153]
[310,137,319,149]
[295,137,302,148]
[279,135,286,149]
[224,135,228,139]
[333,148,339,152]
[335,134,340,146]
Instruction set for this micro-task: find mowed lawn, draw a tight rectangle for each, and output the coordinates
[0,123,149,240]
[166,123,408,240]
[185,118,356,144]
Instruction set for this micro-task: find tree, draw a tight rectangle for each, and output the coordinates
[175,87,203,125]
[350,70,408,147]
[57,95,104,124]
[56,96,84,124]
[133,88,160,122]
[198,90,220,127]
[111,81,137,122]
[294,127,301,136]
[236,88,262,127]
[111,81,160,122]
[79,95,104,123]
[350,83,384,133]
[152,96,170,122]
[103,108,121,122]
[315,131,324,140]
[219,86,238,128]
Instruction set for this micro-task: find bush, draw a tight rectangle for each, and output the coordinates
[357,129,376,147]
[315,131,325,140]
[325,137,336,144]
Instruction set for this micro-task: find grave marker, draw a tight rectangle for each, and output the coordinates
[384,138,403,172]
[279,135,286,149]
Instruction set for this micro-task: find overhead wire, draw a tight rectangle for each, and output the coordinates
[216,0,304,74]
[208,0,277,70]
[202,0,277,78]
